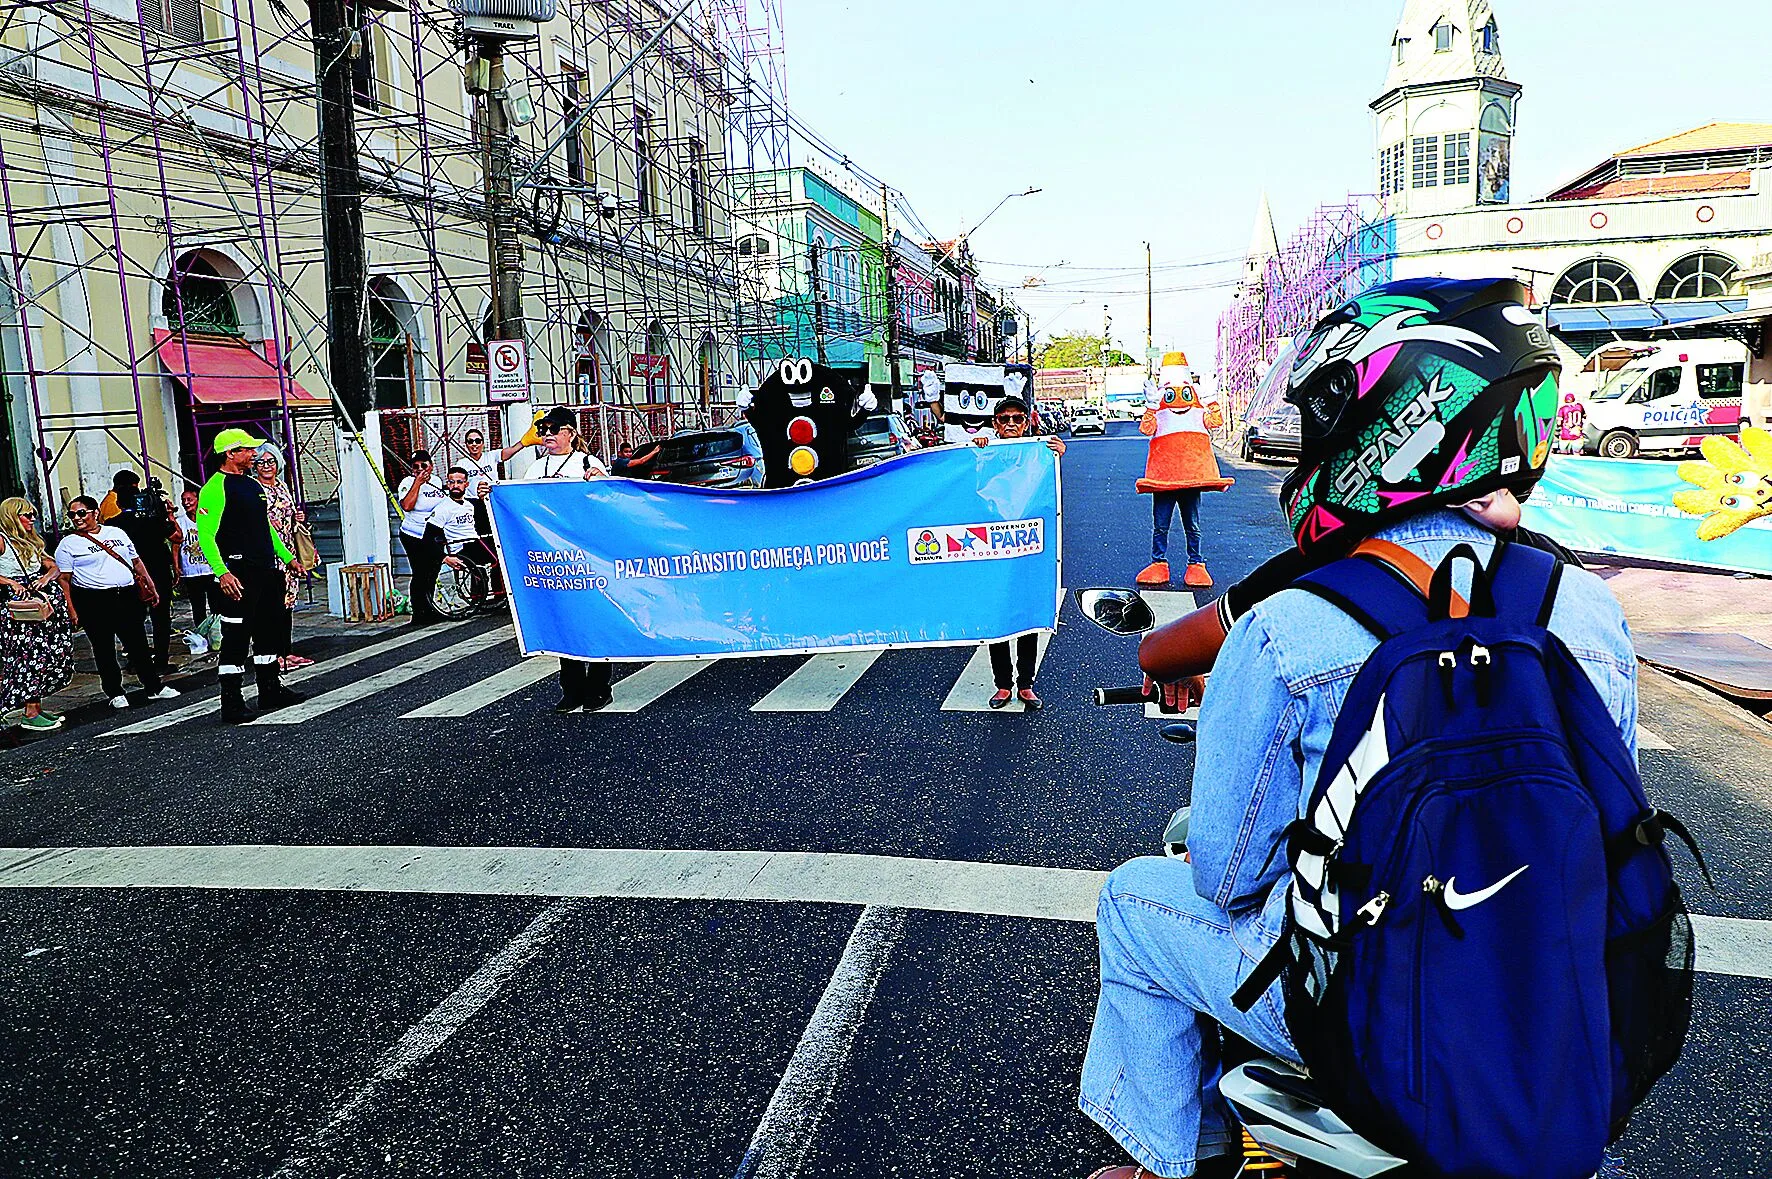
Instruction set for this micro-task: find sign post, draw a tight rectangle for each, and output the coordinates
[487,338,530,403]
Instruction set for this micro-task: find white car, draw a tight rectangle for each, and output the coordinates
[1071,405,1106,435]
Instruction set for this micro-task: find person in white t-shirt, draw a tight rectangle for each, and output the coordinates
[520,406,612,712]
[396,449,447,626]
[458,428,501,502]
[436,467,502,600]
[53,495,180,708]
[174,486,217,628]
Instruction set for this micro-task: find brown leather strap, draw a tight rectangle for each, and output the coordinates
[1351,537,1468,618]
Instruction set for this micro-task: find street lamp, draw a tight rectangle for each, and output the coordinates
[945,186,1043,260]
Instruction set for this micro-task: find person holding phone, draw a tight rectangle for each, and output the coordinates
[397,449,447,627]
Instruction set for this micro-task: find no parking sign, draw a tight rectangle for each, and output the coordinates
[486,338,530,403]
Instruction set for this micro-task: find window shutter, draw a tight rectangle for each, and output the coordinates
[138,0,165,31]
[168,0,203,43]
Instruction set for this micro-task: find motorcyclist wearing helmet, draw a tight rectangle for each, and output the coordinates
[1077,278,1643,1179]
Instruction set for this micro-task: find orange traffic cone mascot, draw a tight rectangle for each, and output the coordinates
[1135,355,1233,588]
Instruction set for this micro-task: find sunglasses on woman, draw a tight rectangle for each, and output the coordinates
[996,413,1028,426]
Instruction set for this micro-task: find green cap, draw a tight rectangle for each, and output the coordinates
[212,427,268,455]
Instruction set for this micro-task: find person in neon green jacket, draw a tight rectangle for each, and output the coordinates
[196,428,305,721]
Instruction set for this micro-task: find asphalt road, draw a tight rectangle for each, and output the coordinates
[0,421,1767,1178]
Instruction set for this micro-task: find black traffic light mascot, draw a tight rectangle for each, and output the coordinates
[741,358,876,487]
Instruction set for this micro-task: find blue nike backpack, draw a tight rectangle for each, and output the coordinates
[1231,541,1702,1179]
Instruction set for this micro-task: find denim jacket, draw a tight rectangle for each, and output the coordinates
[1188,510,1639,947]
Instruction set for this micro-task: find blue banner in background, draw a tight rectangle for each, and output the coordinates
[1521,455,1772,575]
[487,442,1063,660]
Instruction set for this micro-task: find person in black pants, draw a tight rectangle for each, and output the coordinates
[108,470,178,675]
[397,449,447,626]
[52,497,179,709]
[967,395,1065,711]
[195,429,308,723]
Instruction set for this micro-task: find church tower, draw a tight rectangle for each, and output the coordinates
[1240,191,1280,297]
[1372,1,1522,218]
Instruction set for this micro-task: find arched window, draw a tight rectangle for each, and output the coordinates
[737,233,770,257]
[368,276,417,409]
[1656,252,1738,301]
[698,334,718,407]
[575,310,607,403]
[1552,259,1640,305]
[645,319,672,403]
[164,254,242,336]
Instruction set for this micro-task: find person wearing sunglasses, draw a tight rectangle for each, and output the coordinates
[195,428,307,722]
[54,496,180,710]
[0,497,74,731]
[397,449,448,627]
[969,395,1065,709]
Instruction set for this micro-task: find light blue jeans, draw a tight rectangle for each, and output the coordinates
[1080,856,1300,1177]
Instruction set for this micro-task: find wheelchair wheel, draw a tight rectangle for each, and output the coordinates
[431,561,486,620]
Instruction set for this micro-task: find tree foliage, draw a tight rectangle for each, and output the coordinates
[1037,333,1140,369]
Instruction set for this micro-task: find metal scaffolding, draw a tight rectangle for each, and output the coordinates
[0,0,791,530]
[1215,198,1396,423]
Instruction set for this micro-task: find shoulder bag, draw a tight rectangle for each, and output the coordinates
[82,532,157,603]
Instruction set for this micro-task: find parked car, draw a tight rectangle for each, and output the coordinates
[1071,404,1106,435]
[1240,403,1301,463]
[850,413,918,468]
[647,423,767,488]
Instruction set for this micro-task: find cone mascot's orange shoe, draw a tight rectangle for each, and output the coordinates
[1135,560,1170,586]
[1182,562,1212,588]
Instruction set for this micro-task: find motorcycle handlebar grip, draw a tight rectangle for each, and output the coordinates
[1094,686,1150,706]
[1137,599,1231,682]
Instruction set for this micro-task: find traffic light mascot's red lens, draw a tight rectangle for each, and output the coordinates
[742,358,877,488]
[1135,354,1233,590]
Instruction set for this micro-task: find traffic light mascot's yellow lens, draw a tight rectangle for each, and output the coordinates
[1136,355,1235,495]
[742,358,876,488]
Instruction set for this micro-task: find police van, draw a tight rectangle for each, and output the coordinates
[1580,338,1748,459]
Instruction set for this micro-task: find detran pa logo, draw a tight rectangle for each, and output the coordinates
[906,518,1045,565]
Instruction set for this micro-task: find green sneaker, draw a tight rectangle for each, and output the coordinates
[18,713,63,732]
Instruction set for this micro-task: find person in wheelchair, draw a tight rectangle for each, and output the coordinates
[434,468,500,607]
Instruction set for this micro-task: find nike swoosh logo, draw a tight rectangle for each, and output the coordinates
[1442,865,1529,911]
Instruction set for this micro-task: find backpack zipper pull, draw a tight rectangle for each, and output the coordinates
[1423,875,1466,938]
[1469,644,1493,707]
[1357,891,1391,926]
[1422,875,1442,895]
[1437,651,1456,706]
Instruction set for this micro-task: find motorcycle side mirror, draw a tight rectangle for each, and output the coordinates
[1077,588,1156,636]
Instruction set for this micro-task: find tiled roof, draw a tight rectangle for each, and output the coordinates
[1614,122,1772,158]
[1546,171,1753,202]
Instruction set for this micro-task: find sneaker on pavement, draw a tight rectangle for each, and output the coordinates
[109,695,130,710]
[18,713,63,732]
[552,696,584,714]
[149,686,180,700]
[582,692,615,713]
[1135,560,1171,586]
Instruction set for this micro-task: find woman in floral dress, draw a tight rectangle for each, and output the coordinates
[252,444,313,671]
[0,497,75,732]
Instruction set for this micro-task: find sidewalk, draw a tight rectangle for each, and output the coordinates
[1590,563,1772,708]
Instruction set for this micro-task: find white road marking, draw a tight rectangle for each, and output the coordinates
[604,659,715,712]
[2,843,1764,981]
[267,898,582,1177]
[254,629,515,725]
[734,906,906,1179]
[111,622,494,735]
[751,650,884,713]
[402,657,559,718]
[940,634,1053,712]
[1141,589,1198,719]
[1639,726,1674,751]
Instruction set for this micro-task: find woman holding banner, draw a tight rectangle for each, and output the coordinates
[971,394,1065,709]
[521,406,615,713]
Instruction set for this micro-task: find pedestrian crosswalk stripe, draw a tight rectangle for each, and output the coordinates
[940,634,1053,712]
[254,629,514,725]
[751,650,884,712]
[1639,726,1673,751]
[604,659,712,713]
[402,657,559,719]
[111,621,498,735]
[1143,588,1196,627]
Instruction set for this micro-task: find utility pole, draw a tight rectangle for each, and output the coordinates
[478,43,524,344]
[1145,241,1154,378]
[313,0,371,421]
[879,184,901,411]
[1102,304,1112,365]
[808,238,829,365]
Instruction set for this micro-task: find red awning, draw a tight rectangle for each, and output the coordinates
[153,329,322,406]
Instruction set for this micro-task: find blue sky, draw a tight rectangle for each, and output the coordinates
[782,0,1771,368]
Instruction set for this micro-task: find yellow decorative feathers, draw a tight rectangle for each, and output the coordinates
[1674,426,1772,541]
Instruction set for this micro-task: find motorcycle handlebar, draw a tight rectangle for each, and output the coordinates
[1094,685,1150,706]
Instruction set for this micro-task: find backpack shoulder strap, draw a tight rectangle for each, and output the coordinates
[1487,540,1564,628]
[1292,553,1431,641]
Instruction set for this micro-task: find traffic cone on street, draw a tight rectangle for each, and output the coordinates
[1135,560,1170,586]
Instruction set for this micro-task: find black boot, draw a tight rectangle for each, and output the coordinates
[220,673,256,724]
[255,660,307,712]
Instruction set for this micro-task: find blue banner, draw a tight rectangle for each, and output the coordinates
[487,442,1063,660]
[1521,455,1772,575]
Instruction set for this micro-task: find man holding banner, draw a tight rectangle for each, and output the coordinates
[486,411,1063,675]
